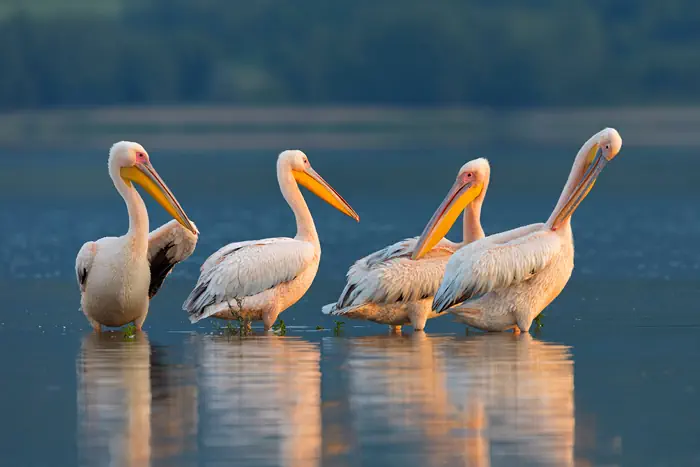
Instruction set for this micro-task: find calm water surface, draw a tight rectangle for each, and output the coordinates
[1,146,699,466]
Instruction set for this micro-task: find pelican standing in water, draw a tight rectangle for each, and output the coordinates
[183,150,359,330]
[322,158,490,332]
[76,142,199,331]
[413,128,622,333]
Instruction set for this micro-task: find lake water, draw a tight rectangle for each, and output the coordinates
[1,145,699,466]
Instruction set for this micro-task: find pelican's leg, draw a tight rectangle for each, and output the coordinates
[409,303,428,332]
[388,325,402,334]
[515,311,532,335]
[87,317,102,333]
[262,310,278,332]
[134,313,148,331]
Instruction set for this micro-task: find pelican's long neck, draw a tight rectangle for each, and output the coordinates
[462,193,486,245]
[545,132,601,230]
[278,162,319,248]
[110,163,150,251]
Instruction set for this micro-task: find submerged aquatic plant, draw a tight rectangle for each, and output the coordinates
[238,317,253,336]
[333,320,344,336]
[315,325,325,331]
[211,317,252,337]
[534,312,545,329]
[123,323,136,340]
[272,319,287,336]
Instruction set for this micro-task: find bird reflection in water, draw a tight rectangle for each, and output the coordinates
[192,334,322,467]
[76,332,197,467]
[342,333,574,467]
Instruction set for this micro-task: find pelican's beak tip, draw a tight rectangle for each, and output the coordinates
[189,221,200,236]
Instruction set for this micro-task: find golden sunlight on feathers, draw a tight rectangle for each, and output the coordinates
[414,128,622,333]
[184,149,358,330]
[323,158,490,332]
[75,142,198,331]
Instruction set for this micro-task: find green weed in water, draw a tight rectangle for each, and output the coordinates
[333,320,344,336]
[123,323,136,340]
[272,319,287,336]
[238,318,252,336]
[534,312,545,328]
[315,325,325,331]
[212,318,251,337]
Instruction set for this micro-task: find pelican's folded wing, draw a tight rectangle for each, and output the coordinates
[199,237,289,274]
[336,237,457,308]
[433,228,561,312]
[147,220,199,298]
[183,238,315,322]
[76,241,97,293]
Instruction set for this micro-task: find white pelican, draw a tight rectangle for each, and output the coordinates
[412,128,622,333]
[183,150,359,330]
[322,158,490,332]
[75,142,199,332]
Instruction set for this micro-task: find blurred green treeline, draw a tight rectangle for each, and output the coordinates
[1,0,699,110]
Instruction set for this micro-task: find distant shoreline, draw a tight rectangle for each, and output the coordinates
[0,105,697,150]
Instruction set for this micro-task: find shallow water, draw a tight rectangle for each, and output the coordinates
[1,146,700,466]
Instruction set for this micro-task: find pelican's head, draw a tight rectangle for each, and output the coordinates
[279,150,360,222]
[549,128,622,230]
[111,141,198,235]
[412,158,490,260]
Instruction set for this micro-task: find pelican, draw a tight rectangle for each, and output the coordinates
[183,150,359,330]
[322,158,490,332]
[412,128,622,333]
[75,142,199,332]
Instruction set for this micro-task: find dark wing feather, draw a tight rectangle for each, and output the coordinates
[148,241,176,298]
[147,220,198,299]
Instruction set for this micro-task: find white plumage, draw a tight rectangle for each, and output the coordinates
[76,142,198,331]
[184,149,359,330]
[185,238,316,323]
[417,128,623,333]
[433,226,561,312]
[77,219,197,298]
[323,158,490,332]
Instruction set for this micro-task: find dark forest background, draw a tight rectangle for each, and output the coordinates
[0,0,697,110]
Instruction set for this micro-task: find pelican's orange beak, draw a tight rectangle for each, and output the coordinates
[121,161,198,235]
[550,145,608,231]
[412,173,483,260]
[293,166,360,222]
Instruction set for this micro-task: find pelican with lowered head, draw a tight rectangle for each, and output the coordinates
[76,142,199,332]
[322,158,491,332]
[183,150,359,330]
[412,128,622,333]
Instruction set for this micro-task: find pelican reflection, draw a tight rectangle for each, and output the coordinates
[193,335,321,467]
[342,333,574,466]
[76,332,197,467]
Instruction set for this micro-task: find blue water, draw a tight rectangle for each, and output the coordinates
[1,145,699,466]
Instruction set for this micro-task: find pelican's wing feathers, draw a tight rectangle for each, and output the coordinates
[147,220,199,298]
[433,224,561,312]
[183,237,315,319]
[336,236,458,308]
[76,241,98,293]
[199,236,289,274]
